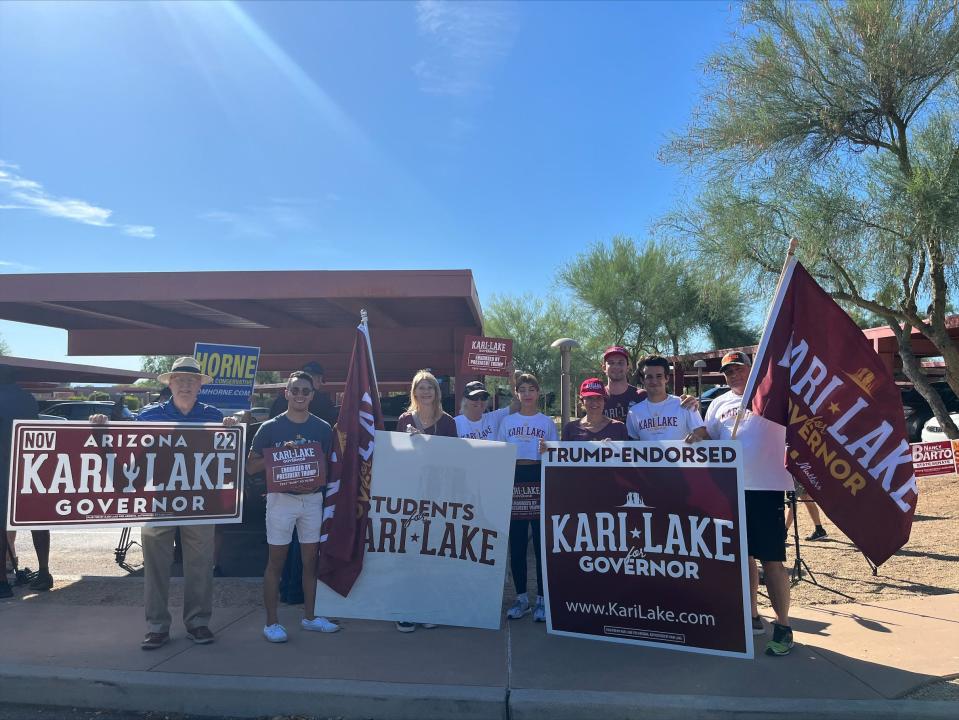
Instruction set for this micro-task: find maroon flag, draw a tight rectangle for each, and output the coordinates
[317,321,383,596]
[742,258,917,566]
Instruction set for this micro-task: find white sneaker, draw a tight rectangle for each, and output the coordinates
[395,621,416,633]
[263,623,288,643]
[301,616,340,633]
[533,596,546,622]
[507,595,531,619]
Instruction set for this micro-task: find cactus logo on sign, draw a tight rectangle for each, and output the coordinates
[194,343,260,411]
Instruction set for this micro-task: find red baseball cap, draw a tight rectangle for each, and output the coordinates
[720,351,751,370]
[602,346,630,362]
[579,377,608,398]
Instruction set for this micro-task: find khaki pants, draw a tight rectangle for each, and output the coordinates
[142,524,214,634]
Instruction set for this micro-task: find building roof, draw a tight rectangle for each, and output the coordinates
[0,270,483,384]
[0,355,155,384]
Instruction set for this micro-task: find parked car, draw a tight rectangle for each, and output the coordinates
[43,401,134,421]
[249,406,270,423]
[920,412,959,443]
[698,385,730,418]
[901,382,959,443]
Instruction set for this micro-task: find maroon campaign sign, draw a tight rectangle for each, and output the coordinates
[512,481,539,519]
[8,421,245,530]
[542,441,752,659]
[264,442,327,493]
[460,335,513,377]
[910,440,957,479]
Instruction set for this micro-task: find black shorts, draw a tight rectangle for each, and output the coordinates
[745,490,786,562]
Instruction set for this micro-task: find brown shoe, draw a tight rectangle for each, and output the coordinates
[186,626,214,644]
[141,632,169,650]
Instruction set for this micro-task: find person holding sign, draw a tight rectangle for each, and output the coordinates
[497,373,558,623]
[247,371,339,643]
[454,374,521,440]
[561,378,628,441]
[91,357,238,650]
[394,370,457,632]
[627,355,708,443]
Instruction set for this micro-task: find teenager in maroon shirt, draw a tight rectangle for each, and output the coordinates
[602,346,699,420]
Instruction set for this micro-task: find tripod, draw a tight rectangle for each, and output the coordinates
[786,491,818,586]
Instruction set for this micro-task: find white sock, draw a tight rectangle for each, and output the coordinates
[536,595,543,604]
[516,592,528,603]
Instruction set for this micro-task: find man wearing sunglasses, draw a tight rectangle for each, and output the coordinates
[247,371,339,643]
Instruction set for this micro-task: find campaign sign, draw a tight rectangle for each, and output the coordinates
[264,442,327,493]
[194,342,260,411]
[541,441,752,659]
[460,335,513,377]
[7,421,245,530]
[512,481,539,519]
[910,440,957,479]
[313,431,517,629]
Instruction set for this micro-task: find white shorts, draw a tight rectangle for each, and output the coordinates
[265,492,324,546]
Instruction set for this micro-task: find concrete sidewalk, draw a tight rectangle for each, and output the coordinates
[1,581,957,719]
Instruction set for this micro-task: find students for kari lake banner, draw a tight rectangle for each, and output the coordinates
[7,421,245,530]
[743,257,917,566]
[541,441,753,658]
[194,342,260,411]
[314,431,517,629]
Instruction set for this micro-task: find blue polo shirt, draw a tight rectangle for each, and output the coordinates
[137,398,224,423]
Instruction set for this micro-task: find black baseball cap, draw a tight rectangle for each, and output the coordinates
[464,381,490,400]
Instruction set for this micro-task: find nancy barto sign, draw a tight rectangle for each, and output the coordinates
[541,441,754,659]
[7,420,245,530]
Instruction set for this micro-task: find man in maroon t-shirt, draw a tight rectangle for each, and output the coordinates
[601,346,698,421]
[601,346,646,421]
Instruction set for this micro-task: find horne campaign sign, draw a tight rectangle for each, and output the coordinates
[460,335,513,377]
[7,421,245,530]
[194,342,260,411]
[314,431,516,629]
[542,441,752,659]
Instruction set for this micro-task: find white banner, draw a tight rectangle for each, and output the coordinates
[314,430,517,630]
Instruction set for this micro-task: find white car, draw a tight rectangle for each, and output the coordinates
[920,412,959,442]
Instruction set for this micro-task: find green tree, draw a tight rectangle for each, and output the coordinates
[559,236,757,359]
[484,294,605,411]
[0,333,9,355]
[141,356,176,375]
[663,0,959,437]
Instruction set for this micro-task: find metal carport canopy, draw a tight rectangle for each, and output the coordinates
[0,355,155,385]
[0,269,483,384]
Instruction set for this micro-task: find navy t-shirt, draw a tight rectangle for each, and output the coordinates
[251,413,333,458]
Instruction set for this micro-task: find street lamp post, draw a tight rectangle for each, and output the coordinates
[550,337,579,428]
[694,359,707,397]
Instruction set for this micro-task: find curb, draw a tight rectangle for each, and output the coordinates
[0,664,507,720]
[509,688,959,720]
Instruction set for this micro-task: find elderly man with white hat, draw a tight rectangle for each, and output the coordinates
[92,356,237,650]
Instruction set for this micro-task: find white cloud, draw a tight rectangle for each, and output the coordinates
[413,1,518,97]
[0,160,154,237]
[0,260,36,273]
[201,198,322,240]
[122,224,156,239]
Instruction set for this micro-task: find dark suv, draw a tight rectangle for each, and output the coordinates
[43,401,135,421]
[901,382,959,442]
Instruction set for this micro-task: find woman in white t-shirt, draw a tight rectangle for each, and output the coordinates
[454,379,517,440]
[496,373,558,623]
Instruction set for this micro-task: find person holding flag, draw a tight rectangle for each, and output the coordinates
[704,351,794,655]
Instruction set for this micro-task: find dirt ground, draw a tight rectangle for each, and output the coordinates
[780,474,959,607]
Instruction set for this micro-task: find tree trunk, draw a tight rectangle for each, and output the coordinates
[893,323,959,440]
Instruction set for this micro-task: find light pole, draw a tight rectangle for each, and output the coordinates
[694,359,707,397]
[550,337,579,428]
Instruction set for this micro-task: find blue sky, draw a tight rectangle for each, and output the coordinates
[0,0,737,371]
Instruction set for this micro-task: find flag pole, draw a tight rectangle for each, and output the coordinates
[731,238,799,439]
[359,308,381,398]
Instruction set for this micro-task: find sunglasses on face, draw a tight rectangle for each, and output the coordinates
[288,387,314,396]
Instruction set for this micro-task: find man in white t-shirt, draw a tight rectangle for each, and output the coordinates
[627,355,707,442]
[704,351,794,657]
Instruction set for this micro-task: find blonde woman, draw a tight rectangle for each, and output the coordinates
[393,370,456,633]
[395,370,456,438]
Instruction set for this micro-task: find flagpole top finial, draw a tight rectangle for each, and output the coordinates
[787,237,799,256]
[360,308,368,324]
